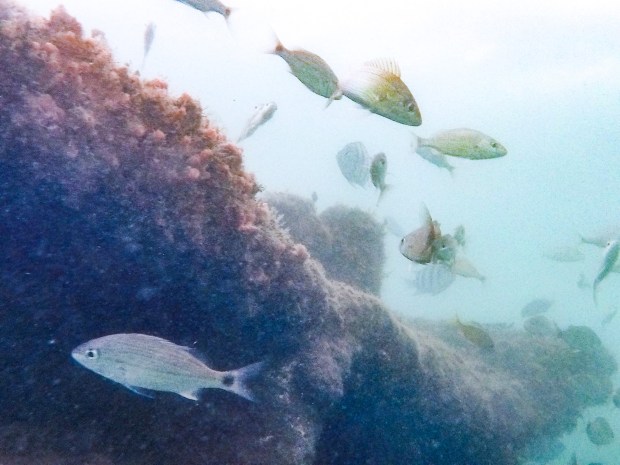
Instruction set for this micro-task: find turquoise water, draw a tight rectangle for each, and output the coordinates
[12,0,620,463]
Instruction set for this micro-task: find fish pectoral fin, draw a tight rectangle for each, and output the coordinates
[124,385,155,398]
[179,389,201,401]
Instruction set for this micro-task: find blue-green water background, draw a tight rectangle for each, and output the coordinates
[15,0,620,462]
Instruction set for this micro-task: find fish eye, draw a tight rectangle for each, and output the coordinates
[407,102,416,112]
[85,348,99,359]
[491,142,498,148]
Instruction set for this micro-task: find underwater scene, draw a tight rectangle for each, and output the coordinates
[1,0,619,463]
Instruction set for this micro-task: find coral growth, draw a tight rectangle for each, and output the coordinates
[0,2,615,465]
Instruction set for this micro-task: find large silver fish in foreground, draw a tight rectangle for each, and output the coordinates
[72,333,263,401]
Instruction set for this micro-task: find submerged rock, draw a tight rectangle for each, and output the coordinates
[0,3,616,465]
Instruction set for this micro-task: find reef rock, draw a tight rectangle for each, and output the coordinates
[0,2,615,465]
[263,192,385,294]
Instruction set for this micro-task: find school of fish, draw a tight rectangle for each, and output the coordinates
[68,2,620,460]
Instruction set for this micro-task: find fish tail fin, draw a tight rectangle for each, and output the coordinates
[223,361,264,402]
[324,89,343,108]
[593,282,599,306]
[376,184,391,206]
[411,132,420,151]
[447,164,456,179]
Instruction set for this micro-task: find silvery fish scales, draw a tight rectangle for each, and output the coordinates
[413,263,455,295]
[72,333,262,401]
[336,141,370,187]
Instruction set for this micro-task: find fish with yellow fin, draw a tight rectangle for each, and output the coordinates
[454,315,494,350]
[342,59,422,126]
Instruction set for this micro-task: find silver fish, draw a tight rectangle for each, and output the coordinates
[72,333,263,401]
[342,59,421,126]
[542,245,585,262]
[520,298,553,318]
[593,239,620,305]
[272,39,341,102]
[336,141,370,187]
[451,256,485,282]
[141,22,156,70]
[412,263,455,295]
[580,224,620,247]
[370,152,389,204]
[175,0,231,18]
[237,102,277,142]
[416,128,507,160]
[412,136,455,174]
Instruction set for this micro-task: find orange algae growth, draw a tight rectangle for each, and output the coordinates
[0,1,262,241]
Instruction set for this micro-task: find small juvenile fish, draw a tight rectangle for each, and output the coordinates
[413,263,455,295]
[72,333,263,401]
[455,316,494,350]
[613,387,620,408]
[416,128,507,160]
[432,234,459,266]
[520,298,553,318]
[593,239,620,305]
[542,245,585,262]
[237,102,277,142]
[141,22,156,70]
[400,206,442,264]
[175,0,231,18]
[451,256,485,282]
[586,417,614,445]
[271,39,342,102]
[342,59,422,126]
[412,136,455,174]
[370,152,389,204]
[336,141,370,187]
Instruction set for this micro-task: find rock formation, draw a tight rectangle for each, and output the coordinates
[0,2,615,464]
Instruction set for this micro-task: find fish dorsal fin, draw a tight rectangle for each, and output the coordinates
[364,58,401,77]
[420,203,432,227]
